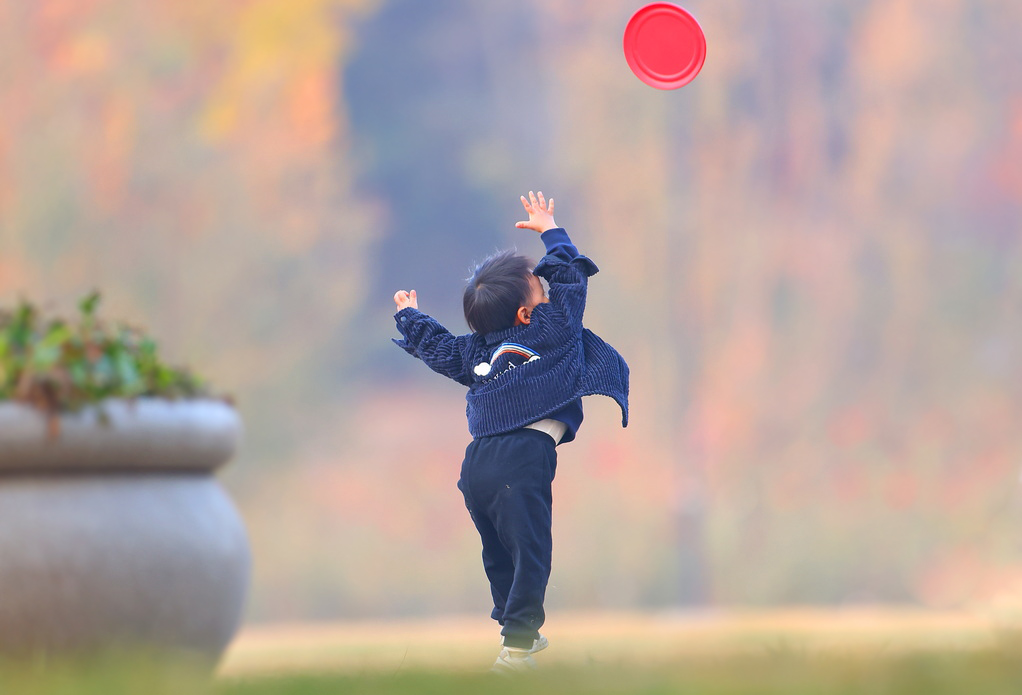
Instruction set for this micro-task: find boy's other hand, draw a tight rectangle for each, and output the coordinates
[515,191,557,233]
[394,290,418,311]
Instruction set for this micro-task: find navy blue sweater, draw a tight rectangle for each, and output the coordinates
[393,228,629,444]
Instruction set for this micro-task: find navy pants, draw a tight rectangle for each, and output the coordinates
[458,429,557,649]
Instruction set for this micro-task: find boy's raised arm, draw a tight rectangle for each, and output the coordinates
[392,293,474,387]
[516,192,598,328]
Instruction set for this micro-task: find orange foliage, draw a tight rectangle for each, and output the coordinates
[2,0,1022,618]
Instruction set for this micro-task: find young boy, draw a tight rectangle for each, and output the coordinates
[392,191,629,672]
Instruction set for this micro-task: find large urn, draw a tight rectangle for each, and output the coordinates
[0,398,250,664]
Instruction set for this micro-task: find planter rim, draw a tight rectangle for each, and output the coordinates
[0,398,241,473]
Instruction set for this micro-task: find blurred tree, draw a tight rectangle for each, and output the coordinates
[4,0,1022,620]
[0,0,378,468]
[343,0,558,369]
[335,0,1022,612]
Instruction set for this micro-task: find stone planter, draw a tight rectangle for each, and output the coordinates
[0,398,250,663]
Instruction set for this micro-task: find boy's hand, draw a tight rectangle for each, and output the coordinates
[515,191,557,233]
[394,289,417,311]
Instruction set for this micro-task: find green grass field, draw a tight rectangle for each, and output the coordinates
[8,649,1022,695]
[218,653,1022,695]
[7,610,1022,694]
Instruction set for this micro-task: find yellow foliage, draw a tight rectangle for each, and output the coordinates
[198,0,374,142]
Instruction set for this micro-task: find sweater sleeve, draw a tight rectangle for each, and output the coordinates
[392,308,474,386]
[532,227,599,329]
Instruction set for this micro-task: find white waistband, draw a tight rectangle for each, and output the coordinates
[524,418,567,445]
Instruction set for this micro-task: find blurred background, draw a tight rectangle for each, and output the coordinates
[2,0,1022,624]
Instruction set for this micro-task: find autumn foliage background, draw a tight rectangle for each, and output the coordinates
[1,0,1022,624]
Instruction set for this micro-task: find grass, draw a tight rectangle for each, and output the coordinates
[217,652,1022,695]
[6,649,1022,695]
[8,611,1022,694]
[0,651,214,695]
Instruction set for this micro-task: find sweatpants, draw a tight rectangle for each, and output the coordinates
[458,428,558,649]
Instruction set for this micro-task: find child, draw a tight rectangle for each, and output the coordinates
[392,191,629,672]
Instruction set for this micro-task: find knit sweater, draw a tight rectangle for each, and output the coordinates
[393,227,629,442]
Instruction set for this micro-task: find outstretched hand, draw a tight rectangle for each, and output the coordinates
[394,289,417,311]
[515,191,557,234]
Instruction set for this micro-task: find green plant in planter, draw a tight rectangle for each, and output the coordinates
[0,292,219,432]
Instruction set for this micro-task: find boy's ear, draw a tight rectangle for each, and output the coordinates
[515,306,531,326]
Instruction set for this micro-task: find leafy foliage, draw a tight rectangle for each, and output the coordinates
[0,292,215,416]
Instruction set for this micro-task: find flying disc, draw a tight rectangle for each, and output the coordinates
[623,3,706,89]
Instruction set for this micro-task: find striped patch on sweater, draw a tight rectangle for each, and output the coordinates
[489,342,539,363]
[473,342,540,377]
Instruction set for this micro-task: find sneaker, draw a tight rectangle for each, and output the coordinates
[501,633,549,654]
[529,634,549,654]
[491,647,537,674]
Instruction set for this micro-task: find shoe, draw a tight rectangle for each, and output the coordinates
[501,633,548,653]
[490,647,537,674]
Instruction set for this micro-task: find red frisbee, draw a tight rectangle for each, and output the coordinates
[623,3,706,90]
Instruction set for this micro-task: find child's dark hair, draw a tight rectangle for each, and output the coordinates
[463,250,535,334]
